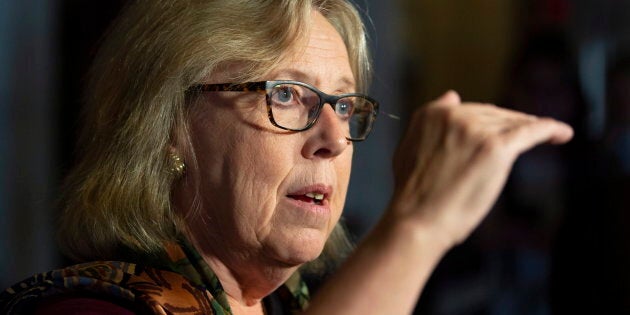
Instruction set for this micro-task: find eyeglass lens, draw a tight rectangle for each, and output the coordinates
[268,83,375,140]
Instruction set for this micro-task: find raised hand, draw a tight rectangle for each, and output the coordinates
[306,91,573,315]
[389,90,574,248]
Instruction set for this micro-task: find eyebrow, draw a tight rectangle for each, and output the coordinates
[269,69,356,92]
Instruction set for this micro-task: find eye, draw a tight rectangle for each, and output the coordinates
[336,99,354,117]
[272,86,297,105]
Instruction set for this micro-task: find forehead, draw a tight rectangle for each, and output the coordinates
[270,10,355,91]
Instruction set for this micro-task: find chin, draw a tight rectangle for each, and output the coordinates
[266,228,329,267]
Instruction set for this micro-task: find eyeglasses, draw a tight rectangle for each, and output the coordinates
[188,80,379,141]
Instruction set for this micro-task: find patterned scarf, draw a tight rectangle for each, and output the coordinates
[0,239,310,314]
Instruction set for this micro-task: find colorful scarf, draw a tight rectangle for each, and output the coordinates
[0,240,310,314]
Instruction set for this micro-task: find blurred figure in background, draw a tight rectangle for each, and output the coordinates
[550,45,630,315]
[499,30,585,315]
[605,53,630,175]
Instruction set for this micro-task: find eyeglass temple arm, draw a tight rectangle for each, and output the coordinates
[188,81,268,93]
[382,112,400,120]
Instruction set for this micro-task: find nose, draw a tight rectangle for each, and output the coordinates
[301,104,350,159]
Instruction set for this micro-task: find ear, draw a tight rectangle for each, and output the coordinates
[168,144,180,155]
[168,117,190,159]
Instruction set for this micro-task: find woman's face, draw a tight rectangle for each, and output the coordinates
[183,11,354,268]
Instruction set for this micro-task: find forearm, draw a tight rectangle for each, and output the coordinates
[304,213,450,315]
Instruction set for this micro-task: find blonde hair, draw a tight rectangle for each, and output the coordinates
[58,0,370,272]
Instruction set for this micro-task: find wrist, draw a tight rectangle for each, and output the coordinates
[374,208,453,261]
[386,187,468,251]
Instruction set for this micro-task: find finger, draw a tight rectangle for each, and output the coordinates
[433,90,461,106]
[503,118,574,155]
[441,104,537,137]
[478,114,539,134]
[458,103,536,120]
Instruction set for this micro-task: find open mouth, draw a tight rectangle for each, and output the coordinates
[287,192,326,205]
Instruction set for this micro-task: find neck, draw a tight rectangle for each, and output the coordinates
[183,232,299,307]
[226,295,266,315]
[204,252,299,306]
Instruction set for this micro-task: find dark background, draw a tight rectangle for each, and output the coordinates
[1,0,628,314]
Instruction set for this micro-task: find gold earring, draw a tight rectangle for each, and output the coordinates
[169,153,186,177]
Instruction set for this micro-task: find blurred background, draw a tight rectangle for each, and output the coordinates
[1,0,629,314]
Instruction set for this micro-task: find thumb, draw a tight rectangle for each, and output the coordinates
[434,90,461,106]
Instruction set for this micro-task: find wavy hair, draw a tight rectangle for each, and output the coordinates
[57,0,371,274]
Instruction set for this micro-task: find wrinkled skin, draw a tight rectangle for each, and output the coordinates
[176,10,354,309]
[390,91,574,248]
[175,8,574,315]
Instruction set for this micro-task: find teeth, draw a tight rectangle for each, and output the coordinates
[305,192,324,200]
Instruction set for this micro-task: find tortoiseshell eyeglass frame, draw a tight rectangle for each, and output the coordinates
[187,80,379,141]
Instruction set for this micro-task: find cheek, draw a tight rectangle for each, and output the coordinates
[237,144,293,201]
[190,97,278,187]
[189,127,298,248]
[228,135,300,227]
[333,146,353,217]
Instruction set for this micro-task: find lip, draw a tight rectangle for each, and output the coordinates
[286,184,332,200]
[285,184,333,215]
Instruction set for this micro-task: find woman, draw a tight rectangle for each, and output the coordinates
[0,0,573,314]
